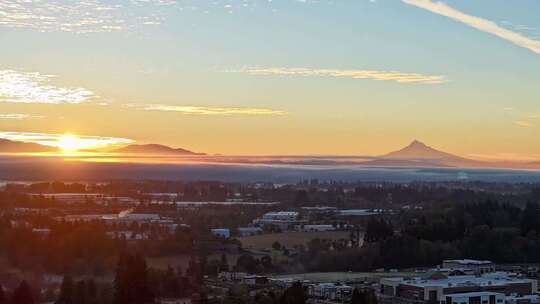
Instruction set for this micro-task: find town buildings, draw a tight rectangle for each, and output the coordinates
[380,271,537,304]
[442,260,496,275]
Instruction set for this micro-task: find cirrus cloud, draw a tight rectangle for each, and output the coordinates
[513,120,534,128]
[0,113,44,120]
[0,0,173,34]
[401,0,540,56]
[228,67,446,84]
[0,69,95,104]
[125,103,288,116]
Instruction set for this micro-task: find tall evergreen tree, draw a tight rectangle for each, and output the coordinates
[280,282,306,304]
[56,275,74,304]
[220,253,229,272]
[12,281,34,304]
[114,252,154,304]
[73,280,87,304]
[350,288,365,304]
[87,279,98,304]
[0,284,6,304]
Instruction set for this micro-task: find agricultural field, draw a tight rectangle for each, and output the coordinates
[238,231,354,250]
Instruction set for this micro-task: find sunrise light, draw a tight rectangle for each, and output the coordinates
[56,134,86,152]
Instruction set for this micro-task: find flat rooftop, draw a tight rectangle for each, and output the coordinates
[399,273,532,288]
[444,259,493,265]
[446,292,504,297]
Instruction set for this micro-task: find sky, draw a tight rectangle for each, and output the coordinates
[0,0,539,159]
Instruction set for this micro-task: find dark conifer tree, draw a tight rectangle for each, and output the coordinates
[0,284,6,304]
[12,281,34,304]
[280,282,306,304]
[114,252,154,304]
[56,275,74,304]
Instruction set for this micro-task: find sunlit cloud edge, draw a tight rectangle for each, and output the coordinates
[226,67,447,84]
[125,103,289,116]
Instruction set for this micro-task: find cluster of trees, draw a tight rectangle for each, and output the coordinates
[299,200,540,272]
[351,288,378,304]
[364,218,394,243]
[0,281,35,304]
[148,266,195,299]
[222,282,308,304]
[55,277,105,304]
[1,253,180,304]
[229,253,277,274]
[1,220,119,274]
[5,182,86,194]
[113,252,154,304]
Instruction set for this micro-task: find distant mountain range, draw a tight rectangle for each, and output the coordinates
[0,138,539,169]
[113,144,205,155]
[369,140,484,168]
[0,139,58,153]
[367,140,540,170]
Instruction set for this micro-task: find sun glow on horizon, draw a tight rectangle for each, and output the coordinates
[0,131,135,153]
[57,134,86,152]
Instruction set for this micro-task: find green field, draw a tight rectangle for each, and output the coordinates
[238,231,354,250]
[273,271,416,283]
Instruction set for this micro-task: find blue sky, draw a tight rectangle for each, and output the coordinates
[0,0,539,158]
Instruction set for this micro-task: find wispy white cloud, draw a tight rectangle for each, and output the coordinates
[228,67,446,84]
[513,120,534,128]
[401,0,540,56]
[0,69,95,104]
[0,0,345,33]
[0,132,134,149]
[125,103,288,116]
[0,113,44,120]
[0,0,173,33]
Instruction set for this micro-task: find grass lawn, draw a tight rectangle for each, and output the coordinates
[238,231,353,250]
[273,271,417,283]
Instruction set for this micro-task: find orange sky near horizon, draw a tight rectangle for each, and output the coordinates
[0,1,539,161]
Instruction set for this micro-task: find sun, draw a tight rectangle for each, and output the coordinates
[57,134,86,152]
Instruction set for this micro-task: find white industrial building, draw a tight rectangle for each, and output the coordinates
[445,292,504,304]
[253,211,304,231]
[442,260,496,275]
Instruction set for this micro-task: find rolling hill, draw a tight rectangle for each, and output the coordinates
[0,138,58,153]
[113,144,204,155]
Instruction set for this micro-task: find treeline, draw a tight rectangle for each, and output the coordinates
[7,180,538,208]
[0,252,200,304]
[300,200,540,272]
[0,218,196,274]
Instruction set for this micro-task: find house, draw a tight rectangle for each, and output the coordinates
[442,260,496,275]
[253,211,304,231]
[308,283,353,301]
[243,275,269,285]
[211,229,231,239]
[299,224,336,232]
[218,272,247,281]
